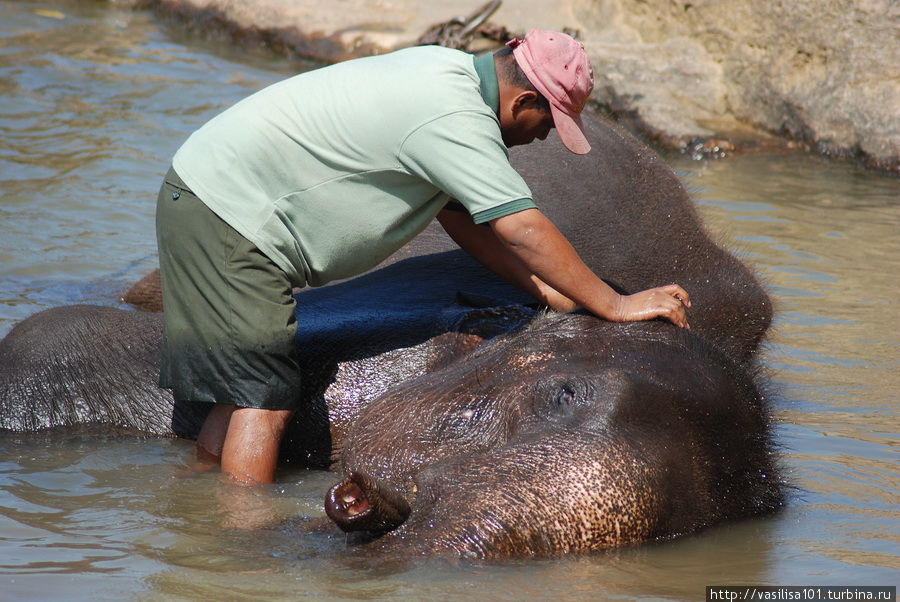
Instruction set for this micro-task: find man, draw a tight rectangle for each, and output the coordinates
[156,30,691,486]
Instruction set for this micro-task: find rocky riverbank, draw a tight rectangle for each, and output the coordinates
[132,0,899,172]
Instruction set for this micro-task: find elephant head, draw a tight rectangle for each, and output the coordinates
[325,312,783,557]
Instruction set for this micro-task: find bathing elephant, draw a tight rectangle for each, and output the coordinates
[325,313,782,557]
[319,115,781,554]
[0,113,781,554]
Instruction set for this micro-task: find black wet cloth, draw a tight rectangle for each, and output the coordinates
[155,167,302,410]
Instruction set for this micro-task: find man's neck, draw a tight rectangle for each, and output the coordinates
[472,52,500,116]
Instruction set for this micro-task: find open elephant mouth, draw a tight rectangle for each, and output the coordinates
[324,471,412,533]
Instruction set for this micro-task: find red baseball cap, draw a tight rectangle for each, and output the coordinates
[508,29,594,154]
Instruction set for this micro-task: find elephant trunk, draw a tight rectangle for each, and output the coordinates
[324,471,411,533]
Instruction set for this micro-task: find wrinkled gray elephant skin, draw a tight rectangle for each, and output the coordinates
[327,314,781,557]
[0,113,781,555]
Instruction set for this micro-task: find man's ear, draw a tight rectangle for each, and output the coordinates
[510,90,539,117]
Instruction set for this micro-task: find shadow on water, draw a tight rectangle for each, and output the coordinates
[0,1,898,599]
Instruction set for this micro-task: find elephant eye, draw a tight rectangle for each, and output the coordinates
[554,384,577,408]
[534,380,590,421]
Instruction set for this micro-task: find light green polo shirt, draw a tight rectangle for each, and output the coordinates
[172,45,535,287]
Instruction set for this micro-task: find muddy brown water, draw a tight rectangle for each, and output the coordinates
[1,1,897,599]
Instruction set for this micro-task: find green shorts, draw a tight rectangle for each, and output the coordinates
[155,166,301,410]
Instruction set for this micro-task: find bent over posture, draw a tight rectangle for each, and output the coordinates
[156,30,691,486]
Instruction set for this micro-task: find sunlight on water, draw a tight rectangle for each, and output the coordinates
[0,0,305,331]
[672,152,900,586]
[0,0,897,599]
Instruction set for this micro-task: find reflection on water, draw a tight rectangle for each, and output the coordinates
[0,0,898,599]
[669,152,900,585]
[0,0,306,328]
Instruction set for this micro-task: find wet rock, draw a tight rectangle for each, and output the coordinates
[135,0,541,61]
[573,0,900,171]
[132,0,899,171]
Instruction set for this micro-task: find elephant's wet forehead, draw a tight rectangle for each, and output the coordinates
[339,316,732,481]
[463,317,725,390]
[355,317,729,425]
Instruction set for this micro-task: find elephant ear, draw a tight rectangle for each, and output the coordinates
[425,293,539,371]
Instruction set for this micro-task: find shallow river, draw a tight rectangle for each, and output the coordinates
[1,1,897,600]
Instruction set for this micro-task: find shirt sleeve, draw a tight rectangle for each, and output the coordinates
[398,110,537,224]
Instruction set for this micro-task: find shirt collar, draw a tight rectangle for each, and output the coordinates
[473,52,500,117]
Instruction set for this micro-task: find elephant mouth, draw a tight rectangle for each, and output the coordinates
[324,471,412,533]
[330,480,371,516]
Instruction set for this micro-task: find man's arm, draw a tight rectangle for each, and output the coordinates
[437,207,691,328]
[437,208,578,311]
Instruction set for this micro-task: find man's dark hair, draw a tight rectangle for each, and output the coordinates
[494,47,552,113]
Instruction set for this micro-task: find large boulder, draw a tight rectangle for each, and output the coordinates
[136,0,899,170]
[575,0,900,170]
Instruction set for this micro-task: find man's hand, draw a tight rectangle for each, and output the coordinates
[489,209,695,328]
[613,284,691,329]
[439,207,693,328]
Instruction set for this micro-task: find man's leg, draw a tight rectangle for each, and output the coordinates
[220,407,295,484]
[155,166,302,485]
[194,404,236,472]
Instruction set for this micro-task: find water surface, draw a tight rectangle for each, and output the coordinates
[1,1,897,599]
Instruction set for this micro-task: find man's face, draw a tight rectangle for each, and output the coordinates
[499,91,555,148]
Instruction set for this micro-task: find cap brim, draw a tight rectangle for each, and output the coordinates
[551,105,591,155]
